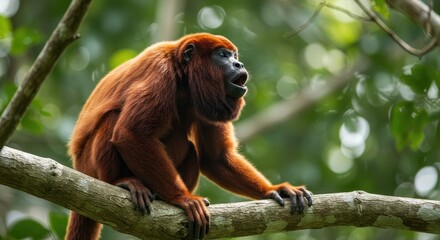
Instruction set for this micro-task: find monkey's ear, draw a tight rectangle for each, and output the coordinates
[183,43,195,63]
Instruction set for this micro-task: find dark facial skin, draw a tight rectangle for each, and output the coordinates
[212,48,248,99]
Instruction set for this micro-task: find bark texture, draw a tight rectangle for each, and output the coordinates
[1,147,439,239]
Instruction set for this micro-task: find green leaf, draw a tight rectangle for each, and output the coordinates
[371,0,390,19]
[390,101,429,150]
[0,15,12,55]
[11,27,43,55]
[109,48,138,69]
[399,64,433,94]
[20,112,44,134]
[8,218,50,240]
[0,15,12,39]
[49,211,68,240]
[0,83,17,111]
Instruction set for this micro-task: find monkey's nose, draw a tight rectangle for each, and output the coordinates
[233,61,244,69]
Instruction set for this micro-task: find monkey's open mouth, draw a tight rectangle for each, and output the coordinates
[226,73,248,99]
[232,73,248,87]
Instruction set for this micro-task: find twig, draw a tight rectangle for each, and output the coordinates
[285,1,372,39]
[0,0,93,149]
[284,1,326,38]
[323,2,372,21]
[354,0,437,58]
[424,0,433,37]
[287,0,438,57]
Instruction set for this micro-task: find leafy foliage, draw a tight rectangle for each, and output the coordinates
[1,1,440,239]
[390,101,429,150]
[371,0,390,19]
[49,211,69,240]
[0,211,69,240]
[10,27,42,55]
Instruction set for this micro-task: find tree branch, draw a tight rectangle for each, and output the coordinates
[287,0,439,57]
[0,0,93,149]
[355,0,438,57]
[386,0,440,45]
[1,146,439,239]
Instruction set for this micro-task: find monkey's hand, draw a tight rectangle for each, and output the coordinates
[265,183,312,214]
[170,194,210,240]
[114,177,155,215]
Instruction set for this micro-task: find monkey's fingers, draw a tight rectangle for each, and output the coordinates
[141,190,153,214]
[286,189,300,214]
[300,188,313,207]
[266,190,285,206]
[181,198,210,240]
[289,187,310,214]
[191,205,202,240]
[184,206,197,240]
[115,179,154,215]
[194,199,210,239]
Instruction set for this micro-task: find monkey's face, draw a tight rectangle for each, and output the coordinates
[182,34,247,123]
[212,48,249,100]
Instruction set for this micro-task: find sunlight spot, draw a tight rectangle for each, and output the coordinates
[427,83,439,99]
[304,43,326,69]
[341,143,365,158]
[0,0,19,17]
[323,49,345,73]
[399,83,416,101]
[414,166,438,196]
[330,0,364,23]
[327,147,353,174]
[374,72,396,96]
[355,78,366,98]
[276,75,299,99]
[197,6,225,29]
[69,47,90,71]
[339,116,370,148]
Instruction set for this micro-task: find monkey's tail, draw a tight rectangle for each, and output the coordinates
[65,211,102,240]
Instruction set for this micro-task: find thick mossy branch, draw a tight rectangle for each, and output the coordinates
[0,147,439,239]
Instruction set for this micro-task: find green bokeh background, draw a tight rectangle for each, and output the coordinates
[1,0,439,239]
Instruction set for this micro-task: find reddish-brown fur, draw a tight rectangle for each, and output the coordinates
[66,33,311,240]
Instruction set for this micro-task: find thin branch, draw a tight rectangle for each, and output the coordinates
[386,0,440,41]
[284,1,326,38]
[0,146,439,239]
[323,2,372,21]
[287,0,439,57]
[355,0,437,58]
[285,1,372,39]
[0,0,93,149]
[424,0,433,37]
[236,60,365,143]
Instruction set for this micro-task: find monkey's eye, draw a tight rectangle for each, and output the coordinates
[219,51,228,58]
[233,53,238,59]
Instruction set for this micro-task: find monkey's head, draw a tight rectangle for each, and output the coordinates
[177,33,248,123]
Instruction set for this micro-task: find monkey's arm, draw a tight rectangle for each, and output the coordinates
[195,122,312,213]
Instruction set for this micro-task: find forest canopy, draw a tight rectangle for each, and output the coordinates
[0,0,439,239]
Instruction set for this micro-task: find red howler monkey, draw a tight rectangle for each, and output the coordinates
[66,33,312,240]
